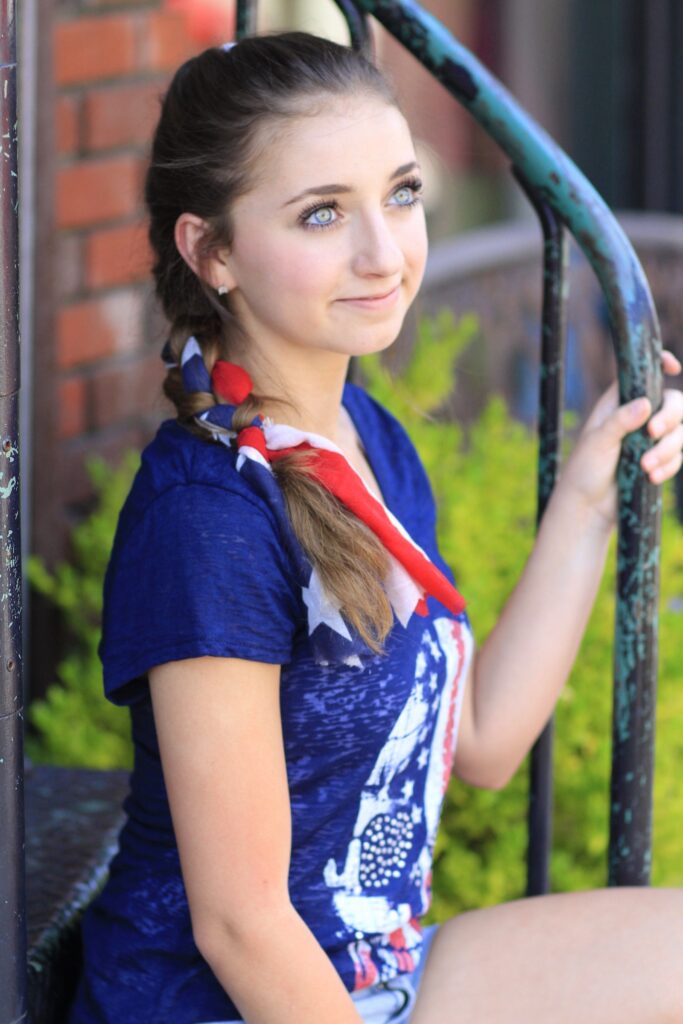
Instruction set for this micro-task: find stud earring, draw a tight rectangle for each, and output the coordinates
[217,284,229,296]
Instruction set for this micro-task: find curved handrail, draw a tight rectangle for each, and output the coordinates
[237,0,662,887]
[344,0,663,889]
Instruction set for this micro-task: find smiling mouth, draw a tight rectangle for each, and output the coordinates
[339,284,401,303]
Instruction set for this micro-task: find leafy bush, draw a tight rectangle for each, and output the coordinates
[27,453,138,770]
[360,309,683,913]
[28,310,683,913]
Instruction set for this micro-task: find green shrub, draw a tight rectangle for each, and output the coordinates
[28,310,683,912]
[27,453,139,770]
[360,310,683,913]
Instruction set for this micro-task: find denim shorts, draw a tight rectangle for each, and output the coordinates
[196,924,438,1024]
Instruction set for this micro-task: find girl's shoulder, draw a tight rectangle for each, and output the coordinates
[101,420,302,706]
[116,418,277,547]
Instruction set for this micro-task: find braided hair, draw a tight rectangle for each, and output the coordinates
[144,32,404,651]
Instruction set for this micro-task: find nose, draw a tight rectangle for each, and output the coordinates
[351,210,404,280]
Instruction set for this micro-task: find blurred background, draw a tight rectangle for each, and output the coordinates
[19,0,683,703]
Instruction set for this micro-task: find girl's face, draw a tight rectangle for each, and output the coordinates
[216,95,428,369]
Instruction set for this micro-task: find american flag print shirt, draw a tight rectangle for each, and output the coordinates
[76,382,472,1024]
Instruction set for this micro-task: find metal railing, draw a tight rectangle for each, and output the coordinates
[233,0,663,894]
[0,1,26,1022]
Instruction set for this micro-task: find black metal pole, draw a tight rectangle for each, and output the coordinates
[235,0,257,40]
[513,171,569,897]
[0,1,26,1021]
[355,0,662,890]
[330,0,374,58]
[608,463,661,886]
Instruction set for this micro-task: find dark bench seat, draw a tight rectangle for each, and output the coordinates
[25,764,129,1024]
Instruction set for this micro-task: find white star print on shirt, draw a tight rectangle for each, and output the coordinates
[302,568,352,640]
[402,779,415,800]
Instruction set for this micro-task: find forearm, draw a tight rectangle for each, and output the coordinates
[459,483,613,786]
[200,903,363,1024]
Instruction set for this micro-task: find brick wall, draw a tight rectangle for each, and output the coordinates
[38,1,485,553]
[29,1,229,696]
[49,2,229,522]
[29,0,489,695]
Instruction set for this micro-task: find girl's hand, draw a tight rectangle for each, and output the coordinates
[559,349,683,529]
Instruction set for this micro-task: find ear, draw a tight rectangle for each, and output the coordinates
[174,213,237,292]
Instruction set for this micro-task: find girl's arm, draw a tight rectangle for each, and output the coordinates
[453,351,683,789]
[149,655,363,1024]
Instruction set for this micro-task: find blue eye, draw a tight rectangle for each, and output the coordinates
[393,187,414,205]
[300,202,339,231]
[390,178,424,207]
[297,177,423,231]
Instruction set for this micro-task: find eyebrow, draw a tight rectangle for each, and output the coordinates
[282,161,420,207]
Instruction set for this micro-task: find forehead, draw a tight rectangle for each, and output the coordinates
[247,96,416,199]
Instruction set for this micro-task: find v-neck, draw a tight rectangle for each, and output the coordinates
[341,382,392,513]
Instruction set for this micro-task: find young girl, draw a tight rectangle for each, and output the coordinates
[68,31,683,1024]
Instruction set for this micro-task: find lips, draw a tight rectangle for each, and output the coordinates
[336,284,403,312]
[341,284,400,301]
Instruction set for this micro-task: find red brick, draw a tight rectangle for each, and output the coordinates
[134,154,152,199]
[138,10,197,73]
[58,376,87,439]
[55,15,139,87]
[55,234,84,300]
[85,221,153,288]
[57,290,144,369]
[82,0,151,8]
[56,155,142,229]
[83,81,163,152]
[90,351,166,431]
[56,95,81,156]
[150,1,234,48]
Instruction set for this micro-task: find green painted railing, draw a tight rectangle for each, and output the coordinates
[235,0,663,895]
[0,0,25,1021]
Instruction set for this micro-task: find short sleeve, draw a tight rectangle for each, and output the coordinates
[100,483,302,706]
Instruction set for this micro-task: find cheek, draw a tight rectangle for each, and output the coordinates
[239,233,339,304]
[403,216,429,293]
[414,213,429,266]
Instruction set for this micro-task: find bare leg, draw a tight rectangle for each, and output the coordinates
[411,887,683,1024]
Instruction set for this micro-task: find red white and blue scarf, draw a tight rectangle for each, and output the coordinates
[163,336,466,666]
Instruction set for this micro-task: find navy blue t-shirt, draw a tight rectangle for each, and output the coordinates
[68,381,474,1024]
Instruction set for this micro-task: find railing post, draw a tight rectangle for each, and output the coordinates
[0,1,27,1021]
[352,0,662,885]
[513,173,569,896]
[235,0,257,40]
[330,1,374,58]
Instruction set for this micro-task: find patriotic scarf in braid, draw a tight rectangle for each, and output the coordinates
[163,336,466,667]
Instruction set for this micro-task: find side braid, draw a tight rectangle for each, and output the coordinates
[164,331,394,652]
[148,34,405,652]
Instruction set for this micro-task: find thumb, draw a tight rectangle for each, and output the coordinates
[603,396,652,444]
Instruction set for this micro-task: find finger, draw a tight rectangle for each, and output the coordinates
[601,395,652,444]
[644,450,683,485]
[641,423,683,474]
[647,387,683,438]
[662,349,682,375]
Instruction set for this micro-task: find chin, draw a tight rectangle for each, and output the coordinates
[363,319,408,355]
[331,332,399,360]
[352,318,409,357]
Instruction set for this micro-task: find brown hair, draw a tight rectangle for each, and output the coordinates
[144,32,403,652]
